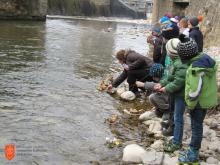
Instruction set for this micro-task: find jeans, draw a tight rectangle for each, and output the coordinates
[173,96,185,145]
[189,108,207,150]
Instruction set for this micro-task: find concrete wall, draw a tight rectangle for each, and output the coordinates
[0,0,47,20]
[48,0,111,16]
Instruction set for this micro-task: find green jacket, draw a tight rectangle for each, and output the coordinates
[160,57,188,97]
[185,53,218,110]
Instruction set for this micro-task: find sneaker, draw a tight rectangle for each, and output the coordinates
[162,125,174,136]
[164,140,181,153]
[155,108,163,118]
[161,120,170,129]
[178,147,199,164]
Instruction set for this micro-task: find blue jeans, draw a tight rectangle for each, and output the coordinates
[189,108,207,150]
[173,96,185,145]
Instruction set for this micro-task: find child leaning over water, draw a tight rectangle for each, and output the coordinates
[136,63,170,121]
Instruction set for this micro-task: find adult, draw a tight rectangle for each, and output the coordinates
[108,50,153,94]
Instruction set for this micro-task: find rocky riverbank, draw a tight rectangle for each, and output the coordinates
[122,108,220,165]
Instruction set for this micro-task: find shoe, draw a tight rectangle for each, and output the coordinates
[178,147,199,164]
[161,120,170,129]
[162,125,174,136]
[162,111,170,121]
[155,108,163,118]
[164,139,180,153]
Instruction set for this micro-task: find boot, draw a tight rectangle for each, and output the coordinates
[162,124,174,136]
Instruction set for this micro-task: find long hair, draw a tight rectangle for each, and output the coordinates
[115,49,134,62]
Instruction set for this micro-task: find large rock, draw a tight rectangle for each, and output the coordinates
[150,140,164,150]
[148,121,162,135]
[139,111,157,121]
[116,87,126,96]
[122,144,148,163]
[208,141,220,152]
[162,154,178,165]
[122,144,165,164]
[206,157,219,164]
[120,91,136,101]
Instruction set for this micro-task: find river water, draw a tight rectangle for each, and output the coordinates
[0,18,151,164]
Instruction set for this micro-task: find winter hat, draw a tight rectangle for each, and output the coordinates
[170,17,179,23]
[197,15,203,22]
[164,12,172,18]
[149,63,164,78]
[177,34,198,61]
[159,16,170,24]
[166,38,180,56]
[189,17,200,27]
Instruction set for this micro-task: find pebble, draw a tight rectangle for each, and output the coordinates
[206,157,219,164]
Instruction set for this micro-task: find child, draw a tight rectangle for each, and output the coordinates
[188,16,203,52]
[147,26,163,64]
[179,17,189,37]
[136,63,169,119]
[107,50,153,94]
[155,38,188,150]
[177,35,218,164]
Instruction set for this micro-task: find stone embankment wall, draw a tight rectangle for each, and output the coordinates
[0,0,47,20]
[185,0,220,47]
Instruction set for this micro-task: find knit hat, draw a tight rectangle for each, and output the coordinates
[166,38,180,57]
[170,17,179,23]
[177,34,198,61]
[149,63,164,78]
[189,17,199,27]
[159,16,170,24]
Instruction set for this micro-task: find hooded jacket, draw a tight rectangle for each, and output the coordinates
[189,27,203,52]
[185,53,218,110]
[112,51,153,88]
[160,57,188,97]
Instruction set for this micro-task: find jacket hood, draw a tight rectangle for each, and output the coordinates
[191,54,217,75]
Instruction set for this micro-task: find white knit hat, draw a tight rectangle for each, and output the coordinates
[166,38,180,57]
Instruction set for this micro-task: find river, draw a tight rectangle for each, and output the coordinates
[0,18,151,164]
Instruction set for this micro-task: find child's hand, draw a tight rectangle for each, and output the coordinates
[154,83,162,90]
[107,84,113,92]
[136,81,144,88]
[158,87,166,93]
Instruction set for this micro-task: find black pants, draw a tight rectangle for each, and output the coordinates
[127,69,152,93]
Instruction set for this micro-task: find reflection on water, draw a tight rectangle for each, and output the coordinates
[0,18,149,164]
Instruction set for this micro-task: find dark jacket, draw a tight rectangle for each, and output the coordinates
[112,51,153,88]
[189,27,203,52]
[162,23,179,40]
[152,35,163,64]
